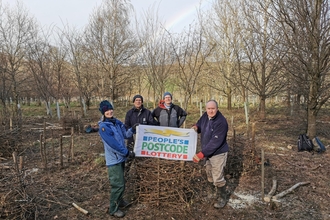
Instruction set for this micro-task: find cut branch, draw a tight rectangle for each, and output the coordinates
[272,182,310,200]
[72,203,89,215]
[264,178,277,202]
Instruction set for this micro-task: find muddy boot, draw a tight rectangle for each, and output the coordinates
[111,209,125,218]
[213,186,227,209]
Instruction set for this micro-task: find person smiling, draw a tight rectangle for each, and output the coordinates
[152,92,187,127]
[98,100,136,218]
[125,95,157,147]
[192,100,229,209]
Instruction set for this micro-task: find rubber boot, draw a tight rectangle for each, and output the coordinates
[112,209,125,218]
[213,186,227,209]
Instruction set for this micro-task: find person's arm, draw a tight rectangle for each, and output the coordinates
[147,110,158,126]
[99,124,128,156]
[119,121,134,138]
[124,111,131,130]
[151,108,160,125]
[178,107,187,127]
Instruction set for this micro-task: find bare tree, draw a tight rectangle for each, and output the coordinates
[85,0,137,102]
[169,24,215,110]
[203,0,246,110]
[61,26,98,114]
[270,0,330,137]
[239,0,286,120]
[0,1,36,115]
[26,28,57,116]
[136,3,175,106]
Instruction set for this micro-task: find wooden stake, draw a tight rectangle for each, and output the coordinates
[40,134,44,164]
[59,135,63,168]
[261,149,265,200]
[252,122,256,149]
[71,127,74,160]
[12,152,19,173]
[10,117,13,131]
[19,156,24,172]
[43,141,47,169]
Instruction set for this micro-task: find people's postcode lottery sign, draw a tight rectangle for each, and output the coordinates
[133,125,197,161]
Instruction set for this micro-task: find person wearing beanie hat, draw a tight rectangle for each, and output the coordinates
[98,100,136,218]
[125,95,157,147]
[152,91,187,127]
[163,92,172,100]
[132,94,143,103]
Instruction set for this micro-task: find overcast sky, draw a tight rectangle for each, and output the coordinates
[1,0,211,33]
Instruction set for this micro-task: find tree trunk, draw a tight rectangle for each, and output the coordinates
[227,86,232,110]
[259,96,266,121]
[307,108,316,138]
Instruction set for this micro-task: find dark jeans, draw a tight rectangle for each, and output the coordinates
[107,162,125,214]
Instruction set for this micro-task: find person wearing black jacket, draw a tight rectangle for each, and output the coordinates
[192,100,229,209]
[152,92,187,127]
[125,95,157,146]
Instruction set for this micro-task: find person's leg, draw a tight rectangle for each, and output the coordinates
[108,162,126,217]
[208,153,228,208]
[205,159,217,199]
[205,160,213,183]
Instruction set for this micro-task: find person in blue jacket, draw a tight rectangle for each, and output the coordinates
[98,100,136,218]
[192,100,229,209]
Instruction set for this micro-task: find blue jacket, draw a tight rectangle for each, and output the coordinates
[195,111,229,158]
[98,118,134,166]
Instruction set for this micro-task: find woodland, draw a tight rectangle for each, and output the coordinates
[1,0,330,219]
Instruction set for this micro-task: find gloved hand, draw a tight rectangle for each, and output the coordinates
[193,152,204,163]
[126,150,135,159]
[132,123,139,131]
[191,125,198,132]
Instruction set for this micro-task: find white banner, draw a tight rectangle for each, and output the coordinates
[133,125,197,161]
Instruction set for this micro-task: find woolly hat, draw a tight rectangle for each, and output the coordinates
[132,94,143,103]
[99,100,113,114]
[163,92,172,99]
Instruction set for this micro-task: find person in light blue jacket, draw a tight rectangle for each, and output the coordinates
[98,100,136,218]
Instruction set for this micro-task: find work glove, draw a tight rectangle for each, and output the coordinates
[132,123,139,130]
[193,152,204,163]
[126,150,135,159]
[191,125,198,132]
[130,123,139,134]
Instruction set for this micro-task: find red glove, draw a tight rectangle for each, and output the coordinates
[193,152,204,163]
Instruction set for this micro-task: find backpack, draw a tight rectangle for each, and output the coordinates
[297,134,314,152]
[312,137,326,153]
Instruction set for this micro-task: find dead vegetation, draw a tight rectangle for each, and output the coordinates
[0,105,329,219]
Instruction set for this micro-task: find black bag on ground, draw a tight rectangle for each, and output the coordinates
[297,134,314,152]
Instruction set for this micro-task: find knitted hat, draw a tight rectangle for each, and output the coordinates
[163,92,172,99]
[99,100,113,114]
[132,94,143,103]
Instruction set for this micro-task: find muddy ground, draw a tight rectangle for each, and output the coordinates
[1,104,330,220]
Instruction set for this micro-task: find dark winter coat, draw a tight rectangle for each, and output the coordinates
[125,105,157,128]
[152,100,187,127]
[195,111,229,158]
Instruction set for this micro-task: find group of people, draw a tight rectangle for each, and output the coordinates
[98,92,229,218]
